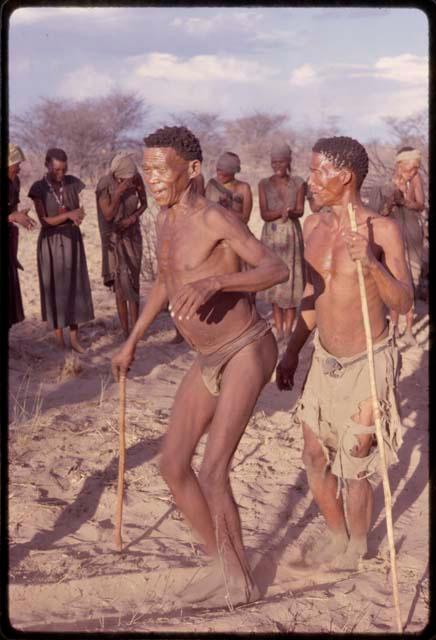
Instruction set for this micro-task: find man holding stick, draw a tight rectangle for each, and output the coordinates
[112,126,288,606]
[277,136,413,569]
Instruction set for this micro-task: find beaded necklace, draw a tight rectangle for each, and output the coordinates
[45,175,67,213]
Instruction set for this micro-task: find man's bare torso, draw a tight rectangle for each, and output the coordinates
[305,210,389,357]
[157,196,256,353]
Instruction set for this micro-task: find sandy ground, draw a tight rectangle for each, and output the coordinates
[8,187,429,633]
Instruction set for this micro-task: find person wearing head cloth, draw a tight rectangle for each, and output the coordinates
[7,144,37,328]
[258,141,306,340]
[368,146,425,346]
[205,151,253,225]
[28,148,94,352]
[96,151,147,338]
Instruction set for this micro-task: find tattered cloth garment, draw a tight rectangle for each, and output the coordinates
[95,173,144,303]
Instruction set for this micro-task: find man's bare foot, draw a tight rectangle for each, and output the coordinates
[329,537,367,570]
[177,559,260,609]
[304,531,349,566]
[170,330,184,344]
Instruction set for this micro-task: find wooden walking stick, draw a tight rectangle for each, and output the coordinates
[348,203,402,632]
[115,373,127,552]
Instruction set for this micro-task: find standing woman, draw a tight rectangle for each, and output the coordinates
[8,144,37,328]
[96,152,147,338]
[368,146,425,345]
[28,148,94,352]
[205,152,253,224]
[258,142,305,340]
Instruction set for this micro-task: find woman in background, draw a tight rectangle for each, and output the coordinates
[258,142,305,340]
[96,151,147,338]
[369,146,425,345]
[28,148,94,352]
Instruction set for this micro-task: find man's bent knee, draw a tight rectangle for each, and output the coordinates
[160,452,190,488]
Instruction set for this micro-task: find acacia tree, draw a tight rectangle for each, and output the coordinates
[11,91,150,183]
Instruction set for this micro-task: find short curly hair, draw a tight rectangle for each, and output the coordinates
[312,136,369,188]
[143,126,203,162]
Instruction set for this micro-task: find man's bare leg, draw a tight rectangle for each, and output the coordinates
[115,291,129,338]
[160,361,219,555]
[272,304,284,340]
[332,398,374,569]
[283,307,296,339]
[188,331,277,605]
[69,324,86,353]
[302,423,349,564]
[54,328,65,349]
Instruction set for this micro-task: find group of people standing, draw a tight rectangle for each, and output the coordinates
[7,126,427,609]
[203,143,306,341]
[7,139,425,351]
[7,146,147,348]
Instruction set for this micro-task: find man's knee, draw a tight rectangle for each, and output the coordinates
[159,450,190,488]
[302,445,327,472]
[302,428,327,471]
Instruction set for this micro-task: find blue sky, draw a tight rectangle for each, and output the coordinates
[8,6,428,142]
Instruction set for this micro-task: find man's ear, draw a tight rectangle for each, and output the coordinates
[339,168,353,186]
[188,159,201,179]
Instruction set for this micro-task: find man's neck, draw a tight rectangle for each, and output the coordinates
[168,182,195,214]
[330,191,363,227]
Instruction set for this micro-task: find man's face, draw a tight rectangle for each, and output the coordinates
[308,152,347,208]
[143,147,190,207]
[398,160,419,182]
[47,158,67,182]
[8,162,21,180]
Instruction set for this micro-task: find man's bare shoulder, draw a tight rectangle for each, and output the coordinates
[366,208,402,244]
[303,212,323,240]
[203,200,249,235]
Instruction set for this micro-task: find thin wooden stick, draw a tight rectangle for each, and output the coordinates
[115,373,127,552]
[347,203,402,632]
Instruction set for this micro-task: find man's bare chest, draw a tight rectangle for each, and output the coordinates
[306,225,380,280]
[157,220,227,274]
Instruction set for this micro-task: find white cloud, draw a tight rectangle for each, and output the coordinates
[373,54,428,84]
[11,7,123,25]
[289,64,318,86]
[132,52,274,84]
[57,65,115,100]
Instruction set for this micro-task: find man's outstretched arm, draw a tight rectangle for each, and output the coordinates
[112,273,169,379]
